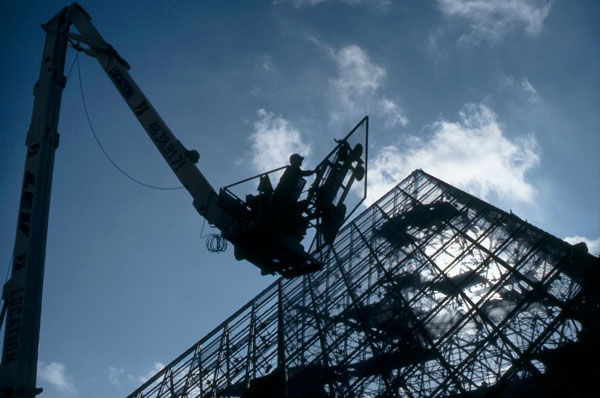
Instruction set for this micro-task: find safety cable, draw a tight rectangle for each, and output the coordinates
[66,52,79,80]
[76,56,184,190]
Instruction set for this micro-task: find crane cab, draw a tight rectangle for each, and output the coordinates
[217,117,368,278]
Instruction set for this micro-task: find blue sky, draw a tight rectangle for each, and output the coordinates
[0,1,598,397]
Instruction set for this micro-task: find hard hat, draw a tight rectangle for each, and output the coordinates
[290,153,304,165]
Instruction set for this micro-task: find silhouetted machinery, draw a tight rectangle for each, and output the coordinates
[220,119,367,277]
[0,3,367,397]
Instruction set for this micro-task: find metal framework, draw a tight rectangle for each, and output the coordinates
[127,169,599,398]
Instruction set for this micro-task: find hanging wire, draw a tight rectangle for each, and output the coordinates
[76,56,184,191]
[66,52,80,81]
[206,235,227,253]
[73,51,229,253]
[200,218,227,253]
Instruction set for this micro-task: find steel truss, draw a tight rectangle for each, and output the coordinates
[128,169,600,398]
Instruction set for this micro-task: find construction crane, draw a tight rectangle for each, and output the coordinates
[0,3,367,397]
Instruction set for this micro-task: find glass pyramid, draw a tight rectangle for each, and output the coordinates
[128,169,599,398]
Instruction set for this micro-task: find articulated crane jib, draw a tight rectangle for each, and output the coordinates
[0,3,368,398]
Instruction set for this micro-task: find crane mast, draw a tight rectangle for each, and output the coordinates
[0,6,70,398]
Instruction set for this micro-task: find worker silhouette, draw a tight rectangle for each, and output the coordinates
[275,154,314,201]
[271,154,314,241]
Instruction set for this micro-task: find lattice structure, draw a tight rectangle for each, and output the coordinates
[128,170,599,398]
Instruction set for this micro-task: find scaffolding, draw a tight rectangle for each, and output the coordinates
[127,169,599,398]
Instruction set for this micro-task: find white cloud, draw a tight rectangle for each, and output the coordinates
[438,0,554,42]
[498,74,539,102]
[38,362,75,393]
[108,366,125,386]
[249,109,312,172]
[564,236,600,257]
[137,362,165,383]
[331,45,385,106]
[380,97,409,128]
[330,45,408,127]
[261,55,275,73]
[367,103,539,204]
[108,363,169,387]
[521,78,537,96]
